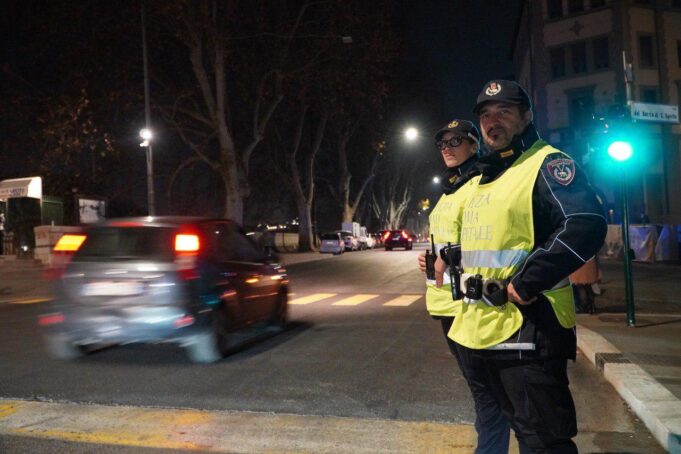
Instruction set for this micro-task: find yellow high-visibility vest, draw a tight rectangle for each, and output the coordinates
[449,141,575,349]
[426,176,480,317]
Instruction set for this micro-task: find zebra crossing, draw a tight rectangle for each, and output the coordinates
[289,292,423,307]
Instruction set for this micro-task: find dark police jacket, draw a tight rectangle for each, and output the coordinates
[476,124,607,359]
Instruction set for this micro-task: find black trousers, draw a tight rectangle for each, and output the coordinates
[478,356,578,454]
[439,318,519,454]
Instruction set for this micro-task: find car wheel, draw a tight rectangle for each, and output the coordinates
[44,333,85,360]
[267,289,288,332]
[186,310,230,363]
[385,246,392,251]
[407,245,412,250]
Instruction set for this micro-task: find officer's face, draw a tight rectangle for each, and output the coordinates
[478,102,532,151]
[438,132,477,168]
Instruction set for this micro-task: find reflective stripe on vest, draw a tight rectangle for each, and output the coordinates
[448,142,576,350]
[462,249,529,270]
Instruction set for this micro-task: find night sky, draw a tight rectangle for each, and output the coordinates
[1,0,522,226]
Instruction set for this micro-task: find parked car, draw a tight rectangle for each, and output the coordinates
[362,234,376,249]
[384,229,413,251]
[319,232,344,255]
[39,216,289,363]
[336,230,359,251]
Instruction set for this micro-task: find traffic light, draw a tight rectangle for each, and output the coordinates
[607,140,633,162]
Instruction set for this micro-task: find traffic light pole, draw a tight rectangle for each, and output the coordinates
[620,166,635,326]
[621,51,635,327]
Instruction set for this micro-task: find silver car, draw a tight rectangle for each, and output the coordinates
[319,232,344,255]
[39,217,289,363]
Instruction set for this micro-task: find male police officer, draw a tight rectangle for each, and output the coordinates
[418,120,516,453]
[435,80,607,453]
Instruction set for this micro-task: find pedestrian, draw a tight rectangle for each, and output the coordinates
[417,119,520,453]
[435,80,607,453]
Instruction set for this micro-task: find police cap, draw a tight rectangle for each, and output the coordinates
[472,80,531,115]
[434,119,480,144]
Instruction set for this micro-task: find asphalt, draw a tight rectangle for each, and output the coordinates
[1,250,680,453]
[278,250,681,454]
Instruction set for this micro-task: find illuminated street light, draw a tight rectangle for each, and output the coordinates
[432,176,440,184]
[139,128,152,147]
[404,127,419,142]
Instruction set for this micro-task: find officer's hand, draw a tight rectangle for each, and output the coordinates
[417,252,426,273]
[507,282,536,305]
[434,257,447,287]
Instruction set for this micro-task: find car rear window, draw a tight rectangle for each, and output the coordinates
[73,227,175,262]
[321,233,339,240]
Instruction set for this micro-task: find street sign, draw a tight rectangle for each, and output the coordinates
[630,102,679,124]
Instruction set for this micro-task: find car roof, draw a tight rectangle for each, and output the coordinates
[91,216,237,228]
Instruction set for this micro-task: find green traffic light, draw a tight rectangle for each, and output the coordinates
[607,141,633,161]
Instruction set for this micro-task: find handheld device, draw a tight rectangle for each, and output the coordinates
[425,234,436,280]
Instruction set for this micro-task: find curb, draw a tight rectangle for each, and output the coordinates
[577,325,681,453]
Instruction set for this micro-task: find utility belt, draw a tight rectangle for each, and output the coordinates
[426,243,570,307]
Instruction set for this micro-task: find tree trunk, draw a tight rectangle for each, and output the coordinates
[296,198,315,252]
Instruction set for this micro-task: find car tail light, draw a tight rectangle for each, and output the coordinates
[382,231,391,241]
[175,234,200,252]
[53,234,87,252]
[401,231,408,239]
[39,313,65,326]
[46,234,87,280]
[174,231,201,280]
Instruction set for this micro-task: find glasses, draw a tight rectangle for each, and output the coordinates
[436,136,465,150]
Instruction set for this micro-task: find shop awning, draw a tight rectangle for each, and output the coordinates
[0,177,42,201]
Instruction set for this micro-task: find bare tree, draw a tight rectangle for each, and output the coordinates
[157,0,345,223]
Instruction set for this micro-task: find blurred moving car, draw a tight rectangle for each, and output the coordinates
[39,217,289,363]
[336,230,359,251]
[384,230,413,251]
[319,232,344,255]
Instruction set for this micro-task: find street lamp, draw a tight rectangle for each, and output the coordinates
[404,127,419,142]
[432,176,440,184]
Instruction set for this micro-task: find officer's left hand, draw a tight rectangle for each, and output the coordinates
[507,282,536,305]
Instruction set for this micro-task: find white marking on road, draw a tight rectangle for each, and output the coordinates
[289,293,336,305]
[383,294,422,306]
[332,294,379,306]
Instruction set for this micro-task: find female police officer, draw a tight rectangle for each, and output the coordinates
[418,119,517,454]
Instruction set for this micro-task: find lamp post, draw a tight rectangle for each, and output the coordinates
[141,3,155,216]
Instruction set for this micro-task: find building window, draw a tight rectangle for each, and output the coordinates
[639,35,656,67]
[567,89,595,130]
[547,0,563,18]
[571,42,587,73]
[590,0,605,8]
[568,0,584,13]
[593,37,609,69]
[640,87,658,104]
[550,47,566,78]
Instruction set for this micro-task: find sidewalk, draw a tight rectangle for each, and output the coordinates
[576,259,681,453]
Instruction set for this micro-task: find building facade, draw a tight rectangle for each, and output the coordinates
[512,0,681,223]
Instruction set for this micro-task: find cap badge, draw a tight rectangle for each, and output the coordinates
[485,82,501,96]
[447,120,459,128]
